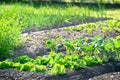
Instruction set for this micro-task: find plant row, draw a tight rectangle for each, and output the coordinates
[0,52,102,75]
[46,35,120,62]
[0,36,120,75]
[64,19,120,34]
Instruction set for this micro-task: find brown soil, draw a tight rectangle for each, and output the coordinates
[0,62,119,80]
[89,72,120,80]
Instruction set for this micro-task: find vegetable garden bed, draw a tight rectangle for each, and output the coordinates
[0,2,120,80]
[0,19,119,80]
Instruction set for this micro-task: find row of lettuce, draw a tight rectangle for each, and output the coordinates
[0,35,120,75]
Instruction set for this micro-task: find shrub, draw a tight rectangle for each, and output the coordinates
[0,21,21,60]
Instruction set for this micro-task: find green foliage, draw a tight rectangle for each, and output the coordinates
[51,63,66,75]
[46,39,58,52]
[0,36,120,75]
[64,19,120,35]
[13,63,21,69]
[20,63,32,71]
[46,37,61,52]
[0,3,108,32]
[14,55,33,64]
[84,56,102,66]
[0,21,21,60]
[33,56,42,65]
[30,65,46,73]
[0,60,13,69]
[63,40,75,54]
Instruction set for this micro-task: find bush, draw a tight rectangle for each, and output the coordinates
[0,21,21,60]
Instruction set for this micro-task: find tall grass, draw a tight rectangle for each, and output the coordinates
[0,2,108,31]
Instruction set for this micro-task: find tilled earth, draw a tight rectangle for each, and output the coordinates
[90,72,120,80]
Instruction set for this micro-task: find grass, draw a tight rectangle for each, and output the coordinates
[0,2,111,31]
[0,2,119,31]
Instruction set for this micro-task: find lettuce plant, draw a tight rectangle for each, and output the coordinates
[51,63,66,75]
[30,65,46,73]
[14,55,33,64]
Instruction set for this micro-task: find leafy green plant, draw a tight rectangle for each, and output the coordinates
[13,63,21,69]
[20,63,33,71]
[46,37,61,52]
[84,56,102,66]
[63,40,76,54]
[14,55,33,64]
[51,63,66,75]
[0,60,13,69]
[0,21,21,60]
[30,65,46,73]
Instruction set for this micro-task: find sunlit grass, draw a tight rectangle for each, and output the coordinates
[0,2,119,31]
[106,9,120,19]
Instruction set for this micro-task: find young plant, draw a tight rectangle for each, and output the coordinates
[14,55,33,64]
[51,63,66,75]
[20,63,33,71]
[0,60,13,69]
[46,37,61,52]
[63,40,76,54]
[30,65,46,73]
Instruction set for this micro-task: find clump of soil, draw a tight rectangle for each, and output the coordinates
[90,72,120,80]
